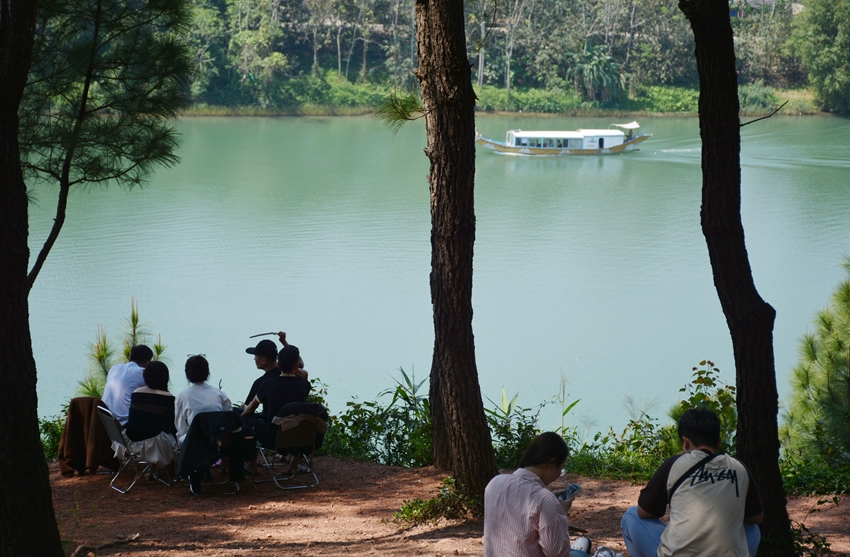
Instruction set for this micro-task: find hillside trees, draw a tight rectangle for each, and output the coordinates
[732,0,802,87]
[630,0,696,86]
[226,0,291,105]
[789,0,850,112]
[188,0,227,100]
[177,0,825,108]
[678,0,794,555]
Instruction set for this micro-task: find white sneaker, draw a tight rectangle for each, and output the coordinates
[572,536,592,554]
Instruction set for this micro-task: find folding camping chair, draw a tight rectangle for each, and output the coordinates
[177,411,247,495]
[254,415,324,490]
[97,406,171,493]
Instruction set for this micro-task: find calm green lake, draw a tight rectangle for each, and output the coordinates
[29,114,850,435]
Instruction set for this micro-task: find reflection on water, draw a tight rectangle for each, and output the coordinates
[29,115,850,434]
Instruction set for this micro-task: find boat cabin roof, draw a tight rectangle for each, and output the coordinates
[611,121,641,130]
[509,129,624,139]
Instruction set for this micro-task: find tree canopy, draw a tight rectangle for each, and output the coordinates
[19,0,192,287]
[789,0,850,112]
[178,0,819,108]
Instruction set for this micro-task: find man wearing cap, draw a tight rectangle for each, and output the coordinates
[242,345,312,451]
[243,339,282,407]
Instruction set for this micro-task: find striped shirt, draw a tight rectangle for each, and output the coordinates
[484,468,572,557]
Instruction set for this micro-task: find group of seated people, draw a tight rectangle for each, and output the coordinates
[484,408,763,557]
[99,340,761,557]
[99,332,313,494]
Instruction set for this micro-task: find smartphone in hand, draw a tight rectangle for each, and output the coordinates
[558,483,582,502]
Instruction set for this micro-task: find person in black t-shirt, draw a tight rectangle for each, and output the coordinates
[242,339,281,407]
[241,345,311,448]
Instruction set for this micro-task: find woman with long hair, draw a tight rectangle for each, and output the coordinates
[123,360,179,476]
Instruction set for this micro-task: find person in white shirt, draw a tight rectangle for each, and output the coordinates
[174,355,232,445]
[101,345,153,426]
[484,432,590,557]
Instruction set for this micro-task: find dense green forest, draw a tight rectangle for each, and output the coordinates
[182,0,850,113]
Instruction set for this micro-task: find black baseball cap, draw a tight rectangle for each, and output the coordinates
[246,339,277,359]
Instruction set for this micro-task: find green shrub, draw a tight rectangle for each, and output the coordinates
[485,389,543,469]
[668,360,738,455]
[781,453,850,496]
[566,414,672,481]
[474,85,590,113]
[392,477,476,524]
[567,360,737,481]
[739,80,780,113]
[623,85,699,113]
[40,412,66,461]
[320,367,432,467]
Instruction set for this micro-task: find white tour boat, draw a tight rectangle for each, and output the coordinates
[475,121,651,156]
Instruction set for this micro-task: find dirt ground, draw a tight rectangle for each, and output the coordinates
[51,458,849,557]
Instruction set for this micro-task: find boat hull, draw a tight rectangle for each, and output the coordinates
[475,133,651,156]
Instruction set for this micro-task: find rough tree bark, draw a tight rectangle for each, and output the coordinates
[678,2,793,556]
[0,0,65,555]
[413,0,497,503]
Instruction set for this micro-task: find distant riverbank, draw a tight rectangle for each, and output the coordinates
[180,84,821,118]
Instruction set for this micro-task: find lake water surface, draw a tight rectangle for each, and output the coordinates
[29,114,850,436]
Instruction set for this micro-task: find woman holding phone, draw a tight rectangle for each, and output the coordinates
[483,432,591,557]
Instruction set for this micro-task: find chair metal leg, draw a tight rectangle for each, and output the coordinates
[254,450,318,490]
[149,468,173,487]
[109,457,151,494]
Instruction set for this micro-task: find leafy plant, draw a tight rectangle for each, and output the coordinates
[40,410,67,461]
[391,477,477,524]
[485,389,542,469]
[669,360,737,455]
[77,297,166,399]
[781,453,850,496]
[321,367,432,467]
[567,413,671,481]
[567,361,736,481]
[739,80,780,113]
[306,377,331,407]
[566,46,626,103]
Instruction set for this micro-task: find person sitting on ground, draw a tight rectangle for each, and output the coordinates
[124,361,179,475]
[101,344,153,426]
[620,408,763,557]
[484,431,591,557]
[174,355,232,445]
[241,345,311,450]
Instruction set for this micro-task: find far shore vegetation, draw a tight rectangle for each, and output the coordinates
[172,0,846,118]
[179,78,822,118]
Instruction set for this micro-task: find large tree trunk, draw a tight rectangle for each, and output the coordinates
[413,0,497,504]
[678,2,793,556]
[0,1,65,555]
